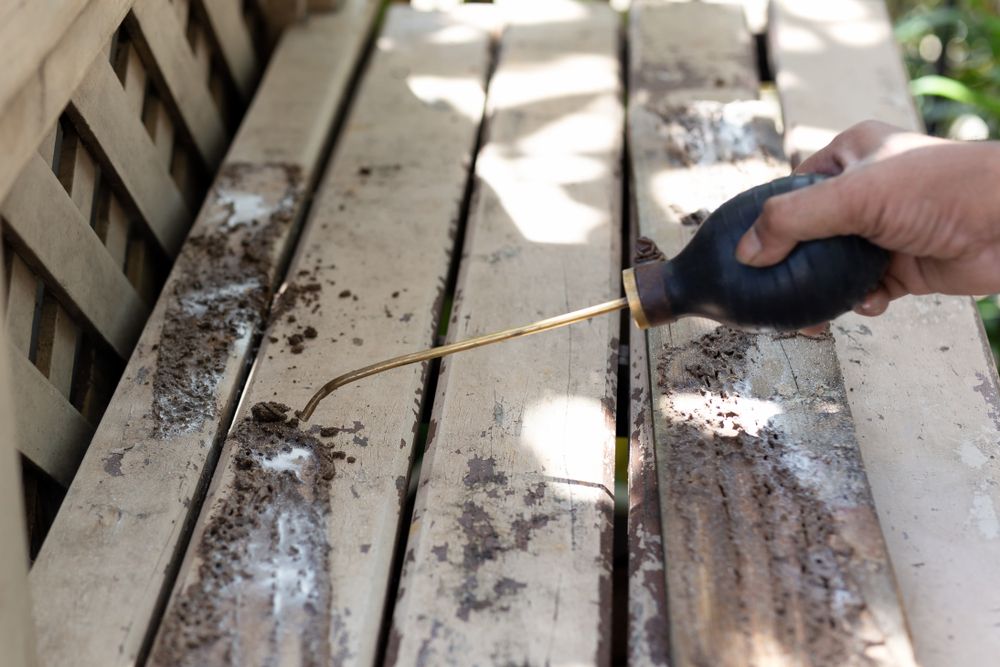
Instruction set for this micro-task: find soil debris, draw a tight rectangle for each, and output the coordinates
[634,236,666,264]
[251,401,291,423]
[656,327,880,665]
[150,164,302,438]
[150,404,340,666]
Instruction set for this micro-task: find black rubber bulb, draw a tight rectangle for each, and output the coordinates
[624,173,890,331]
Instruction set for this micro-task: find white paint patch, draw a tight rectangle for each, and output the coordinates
[215,188,274,229]
[260,446,312,481]
[971,492,1000,540]
[958,440,989,469]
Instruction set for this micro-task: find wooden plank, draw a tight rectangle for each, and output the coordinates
[387,5,622,664]
[4,255,39,358]
[35,296,79,399]
[0,0,133,203]
[189,23,214,84]
[95,192,132,268]
[114,40,149,117]
[29,6,382,666]
[2,154,150,359]
[6,341,93,487]
[627,315,669,666]
[125,236,159,305]
[628,2,916,665]
[130,0,229,169]
[37,125,61,168]
[56,129,99,224]
[202,0,259,99]
[0,259,38,667]
[770,2,1000,665]
[70,55,193,257]
[0,0,90,120]
[149,8,492,664]
[144,95,178,168]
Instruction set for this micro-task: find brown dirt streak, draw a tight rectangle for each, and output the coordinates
[150,163,303,439]
[149,403,340,666]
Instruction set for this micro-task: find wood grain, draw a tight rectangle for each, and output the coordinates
[149,9,492,664]
[628,2,915,665]
[387,4,622,664]
[771,2,1000,664]
[28,7,379,665]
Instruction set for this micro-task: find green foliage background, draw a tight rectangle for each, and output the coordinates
[891,0,1000,360]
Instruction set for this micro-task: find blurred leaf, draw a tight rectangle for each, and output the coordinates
[911,73,1000,115]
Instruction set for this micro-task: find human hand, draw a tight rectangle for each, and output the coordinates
[734,120,1000,326]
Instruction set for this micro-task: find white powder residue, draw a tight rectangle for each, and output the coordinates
[259,446,312,481]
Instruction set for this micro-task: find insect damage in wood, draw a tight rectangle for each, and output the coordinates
[657,327,901,665]
[654,100,784,168]
[150,163,303,438]
[149,402,356,666]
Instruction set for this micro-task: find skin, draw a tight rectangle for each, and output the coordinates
[734,120,1000,333]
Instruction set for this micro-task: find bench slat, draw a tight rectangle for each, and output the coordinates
[202,0,259,100]
[5,341,93,486]
[2,154,149,359]
[387,5,622,664]
[771,2,1000,664]
[129,0,228,170]
[0,0,133,204]
[28,6,380,665]
[70,51,193,257]
[628,3,916,665]
[148,9,492,664]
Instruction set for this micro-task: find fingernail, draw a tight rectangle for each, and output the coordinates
[858,295,877,313]
[736,227,762,265]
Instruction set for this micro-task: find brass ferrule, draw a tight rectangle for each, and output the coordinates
[622,268,650,330]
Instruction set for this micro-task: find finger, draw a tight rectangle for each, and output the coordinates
[735,175,868,267]
[798,322,829,337]
[852,286,891,317]
[794,146,846,176]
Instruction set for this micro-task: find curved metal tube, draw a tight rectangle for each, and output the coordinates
[298,297,628,421]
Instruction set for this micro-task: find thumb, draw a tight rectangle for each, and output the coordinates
[735,175,867,267]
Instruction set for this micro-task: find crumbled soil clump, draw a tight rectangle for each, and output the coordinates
[656,327,873,665]
[150,402,346,666]
[634,236,666,264]
[150,164,303,438]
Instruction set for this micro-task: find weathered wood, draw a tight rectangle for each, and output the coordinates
[34,296,79,399]
[627,316,669,666]
[771,2,1000,665]
[95,192,132,269]
[56,128,99,224]
[114,39,149,117]
[0,258,38,667]
[0,0,90,118]
[0,0,133,203]
[130,0,229,169]
[149,9,491,664]
[29,6,381,666]
[388,5,621,664]
[144,94,178,169]
[4,254,39,358]
[202,0,259,100]
[5,341,93,487]
[2,154,149,359]
[70,53,193,256]
[628,2,915,665]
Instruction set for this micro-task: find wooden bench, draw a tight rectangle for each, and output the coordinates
[2,1,999,665]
